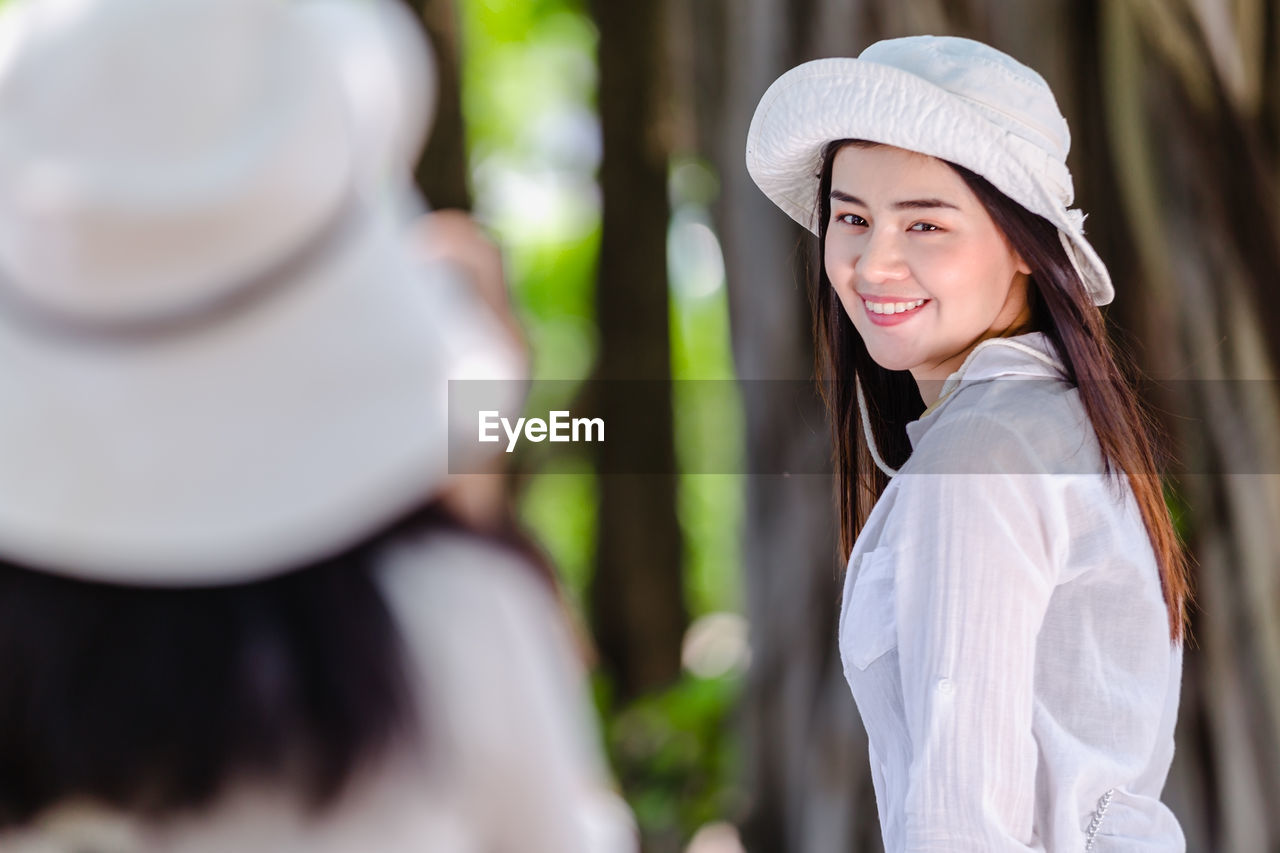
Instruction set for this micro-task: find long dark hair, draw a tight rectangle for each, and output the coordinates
[812,139,1193,644]
[0,497,556,830]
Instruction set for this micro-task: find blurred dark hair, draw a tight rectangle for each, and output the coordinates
[0,497,556,830]
[812,138,1192,643]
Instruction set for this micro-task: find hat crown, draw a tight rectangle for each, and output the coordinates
[859,35,1070,164]
[0,0,353,326]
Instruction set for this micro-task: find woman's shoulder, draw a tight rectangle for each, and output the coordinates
[376,528,553,618]
[372,527,576,718]
[373,528,637,853]
[911,377,1102,476]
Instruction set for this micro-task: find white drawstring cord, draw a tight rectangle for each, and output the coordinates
[855,373,899,479]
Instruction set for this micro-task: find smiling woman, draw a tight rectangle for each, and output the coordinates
[746,35,1192,853]
[824,141,1035,399]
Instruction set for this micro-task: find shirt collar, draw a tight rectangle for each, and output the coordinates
[905,331,1068,450]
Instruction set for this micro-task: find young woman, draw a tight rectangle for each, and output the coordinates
[746,36,1192,851]
[0,0,635,850]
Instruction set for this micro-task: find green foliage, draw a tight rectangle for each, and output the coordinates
[459,0,601,608]
[517,450,596,613]
[509,225,600,382]
[671,285,744,616]
[669,157,744,618]
[459,2,597,180]
[603,671,744,846]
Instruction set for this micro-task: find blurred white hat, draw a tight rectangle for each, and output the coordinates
[0,0,523,584]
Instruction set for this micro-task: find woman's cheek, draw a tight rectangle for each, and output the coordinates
[823,244,840,285]
[825,235,856,286]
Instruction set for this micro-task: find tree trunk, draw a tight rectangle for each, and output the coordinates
[401,0,471,210]
[588,0,688,704]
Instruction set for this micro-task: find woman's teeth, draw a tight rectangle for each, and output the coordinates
[865,298,927,315]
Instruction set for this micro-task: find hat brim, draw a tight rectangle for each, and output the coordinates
[745,57,1113,305]
[0,200,522,585]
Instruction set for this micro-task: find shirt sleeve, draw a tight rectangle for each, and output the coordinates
[890,413,1062,851]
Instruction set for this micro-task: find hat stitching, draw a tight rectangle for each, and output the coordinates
[923,48,1047,92]
[944,91,1067,161]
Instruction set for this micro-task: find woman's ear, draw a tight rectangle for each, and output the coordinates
[1000,229,1032,276]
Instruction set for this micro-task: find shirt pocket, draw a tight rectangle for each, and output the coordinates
[841,546,898,671]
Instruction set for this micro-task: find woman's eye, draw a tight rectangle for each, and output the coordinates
[833,214,939,231]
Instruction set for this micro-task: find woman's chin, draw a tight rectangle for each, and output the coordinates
[859,339,918,374]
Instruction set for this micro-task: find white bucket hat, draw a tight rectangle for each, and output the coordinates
[0,0,523,584]
[745,35,1114,306]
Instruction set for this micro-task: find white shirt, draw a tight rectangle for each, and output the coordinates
[1,531,637,853]
[839,331,1185,852]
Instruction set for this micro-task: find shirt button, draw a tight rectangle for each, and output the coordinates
[937,677,955,695]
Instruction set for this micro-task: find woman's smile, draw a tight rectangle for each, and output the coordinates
[862,296,931,325]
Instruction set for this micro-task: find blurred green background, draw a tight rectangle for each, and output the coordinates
[457,1,746,849]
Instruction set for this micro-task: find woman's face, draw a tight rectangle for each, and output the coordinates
[824,143,1032,398]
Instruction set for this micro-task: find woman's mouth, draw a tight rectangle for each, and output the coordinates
[862,297,930,326]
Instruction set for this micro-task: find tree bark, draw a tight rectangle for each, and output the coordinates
[400,0,471,210]
[588,0,688,703]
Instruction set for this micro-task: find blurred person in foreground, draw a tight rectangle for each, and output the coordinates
[0,0,636,850]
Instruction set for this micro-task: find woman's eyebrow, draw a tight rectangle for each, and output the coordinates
[829,189,960,211]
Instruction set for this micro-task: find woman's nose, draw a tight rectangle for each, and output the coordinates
[855,227,909,282]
